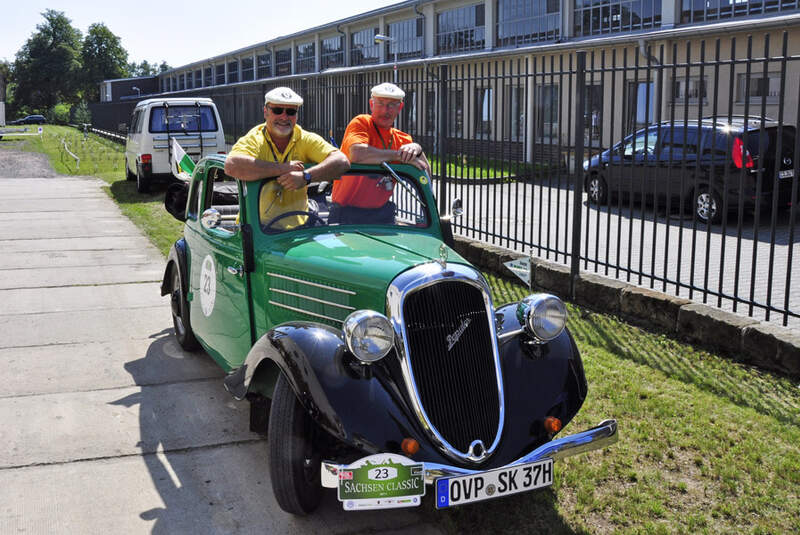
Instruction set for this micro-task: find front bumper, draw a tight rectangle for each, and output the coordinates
[321,419,618,487]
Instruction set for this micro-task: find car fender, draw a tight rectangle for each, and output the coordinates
[224,323,422,455]
[160,238,187,297]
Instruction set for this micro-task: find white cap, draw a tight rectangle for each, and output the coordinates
[370,82,405,100]
[264,87,304,106]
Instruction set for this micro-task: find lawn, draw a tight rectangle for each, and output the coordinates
[9,125,800,534]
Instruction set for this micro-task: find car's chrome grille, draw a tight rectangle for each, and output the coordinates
[403,280,499,454]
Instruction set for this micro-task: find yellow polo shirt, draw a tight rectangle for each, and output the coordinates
[230,123,336,228]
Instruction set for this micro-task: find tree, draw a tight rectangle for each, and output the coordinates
[81,23,128,101]
[127,60,163,77]
[12,10,83,111]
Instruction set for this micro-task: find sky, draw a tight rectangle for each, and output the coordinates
[1,0,404,68]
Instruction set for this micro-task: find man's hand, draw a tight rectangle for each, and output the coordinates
[276,170,306,190]
[286,160,305,173]
[397,143,423,164]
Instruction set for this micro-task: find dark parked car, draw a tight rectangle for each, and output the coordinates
[583,118,797,223]
[9,114,47,125]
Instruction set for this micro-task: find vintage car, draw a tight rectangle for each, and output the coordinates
[161,155,618,515]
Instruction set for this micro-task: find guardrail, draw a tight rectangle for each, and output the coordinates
[91,127,126,144]
[61,138,80,170]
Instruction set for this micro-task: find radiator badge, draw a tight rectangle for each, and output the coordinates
[446,317,471,351]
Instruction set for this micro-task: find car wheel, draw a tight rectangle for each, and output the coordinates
[587,174,608,205]
[268,372,323,516]
[125,158,135,181]
[136,163,150,194]
[694,188,722,224]
[170,264,199,351]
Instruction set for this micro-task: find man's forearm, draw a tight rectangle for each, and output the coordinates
[224,154,292,181]
[348,144,401,165]
[307,150,350,180]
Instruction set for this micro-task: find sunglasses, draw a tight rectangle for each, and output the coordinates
[268,106,298,116]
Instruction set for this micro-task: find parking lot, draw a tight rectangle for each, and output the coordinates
[0,154,441,533]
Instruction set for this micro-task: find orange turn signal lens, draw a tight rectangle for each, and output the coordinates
[544,416,562,434]
[401,438,420,456]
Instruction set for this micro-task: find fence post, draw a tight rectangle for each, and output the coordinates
[570,51,586,299]
[437,64,449,216]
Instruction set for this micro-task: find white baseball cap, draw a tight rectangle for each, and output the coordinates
[370,82,405,100]
[264,87,304,106]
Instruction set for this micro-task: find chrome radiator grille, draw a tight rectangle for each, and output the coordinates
[403,280,500,454]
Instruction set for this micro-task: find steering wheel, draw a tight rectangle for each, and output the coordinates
[263,210,325,232]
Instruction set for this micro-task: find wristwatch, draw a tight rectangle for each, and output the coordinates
[303,171,312,184]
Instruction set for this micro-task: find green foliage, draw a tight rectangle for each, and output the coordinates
[12,10,83,110]
[71,101,91,124]
[48,103,71,124]
[80,23,128,101]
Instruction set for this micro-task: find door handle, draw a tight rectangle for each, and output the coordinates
[227,265,243,277]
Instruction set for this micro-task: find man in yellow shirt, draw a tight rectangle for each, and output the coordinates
[224,87,349,228]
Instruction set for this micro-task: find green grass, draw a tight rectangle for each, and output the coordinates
[7,127,800,533]
[428,153,554,181]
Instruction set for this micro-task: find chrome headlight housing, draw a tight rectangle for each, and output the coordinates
[343,310,395,363]
[516,294,567,343]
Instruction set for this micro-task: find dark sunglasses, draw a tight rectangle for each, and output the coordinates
[268,106,298,116]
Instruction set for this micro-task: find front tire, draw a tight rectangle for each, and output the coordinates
[125,158,135,181]
[136,163,150,194]
[268,373,323,515]
[587,174,608,205]
[170,264,199,351]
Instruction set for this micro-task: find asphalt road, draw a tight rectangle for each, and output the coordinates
[0,150,442,534]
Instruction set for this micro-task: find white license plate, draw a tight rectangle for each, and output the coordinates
[779,169,794,179]
[435,458,553,508]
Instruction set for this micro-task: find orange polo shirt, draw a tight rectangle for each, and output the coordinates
[334,114,413,208]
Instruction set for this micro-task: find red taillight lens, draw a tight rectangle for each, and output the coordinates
[732,138,754,169]
[218,151,226,155]
[140,153,152,164]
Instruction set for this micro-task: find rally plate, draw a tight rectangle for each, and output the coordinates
[435,458,553,508]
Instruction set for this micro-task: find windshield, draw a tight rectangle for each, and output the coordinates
[259,168,430,233]
[149,105,218,133]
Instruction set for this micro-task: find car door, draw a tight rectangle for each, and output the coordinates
[609,128,659,198]
[184,166,253,371]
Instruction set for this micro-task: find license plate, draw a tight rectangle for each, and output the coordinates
[435,458,553,508]
[779,169,794,179]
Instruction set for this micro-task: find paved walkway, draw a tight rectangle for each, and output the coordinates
[0,166,442,533]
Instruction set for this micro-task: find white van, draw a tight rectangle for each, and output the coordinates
[125,98,225,193]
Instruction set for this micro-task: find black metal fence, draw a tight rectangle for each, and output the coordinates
[94,31,800,327]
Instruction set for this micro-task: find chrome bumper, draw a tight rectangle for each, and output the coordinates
[321,419,618,488]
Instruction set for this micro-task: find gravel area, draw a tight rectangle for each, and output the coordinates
[0,145,60,178]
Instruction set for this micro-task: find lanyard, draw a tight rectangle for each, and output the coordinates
[372,119,392,150]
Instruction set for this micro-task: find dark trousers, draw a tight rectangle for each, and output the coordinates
[328,202,396,225]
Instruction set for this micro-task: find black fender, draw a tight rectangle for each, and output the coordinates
[160,238,187,297]
[224,322,425,457]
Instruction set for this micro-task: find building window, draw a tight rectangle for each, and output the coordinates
[736,72,781,104]
[449,89,464,136]
[227,61,239,83]
[195,70,202,88]
[672,76,707,103]
[275,49,292,76]
[179,74,186,90]
[351,27,379,66]
[497,0,560,47]
[626,81,655,134]
[216,65,225,85]
[584,84,603,143]
[241,57,254,81]
[296,42,315,74]
[401,90,418,132]
[681,0,798,24]
[386,18,424,60]
[475,88,493,138]
[257,54,271,78]
[504,86,525,141]
[321,36,345,70]
[425,90,437,136]
[437,4,486,55]
[204,67,212,86]
[536,84,559,139]
[573,0,661,36]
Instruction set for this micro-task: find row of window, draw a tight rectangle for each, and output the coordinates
[161,0,797,92]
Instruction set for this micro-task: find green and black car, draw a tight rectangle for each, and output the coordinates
[162,156,618,515]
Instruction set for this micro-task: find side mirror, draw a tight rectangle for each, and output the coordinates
[201,208,221,229]
[450,198,464,218]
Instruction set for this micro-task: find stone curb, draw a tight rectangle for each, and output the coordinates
[452,235,800,379]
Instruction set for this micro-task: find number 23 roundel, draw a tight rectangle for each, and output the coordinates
[200,255,216,317]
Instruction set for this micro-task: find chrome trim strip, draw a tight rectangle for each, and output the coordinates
[270,288,356,311]
[386,262,505,465]
[267,300,344,323]
[268,272,356,295]
[497,328,524,340]
[319,419,618,488]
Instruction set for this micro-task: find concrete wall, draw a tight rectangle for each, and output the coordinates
[452,235,800,378]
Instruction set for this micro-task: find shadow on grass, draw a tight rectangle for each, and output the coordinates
[485,274,800,427]
[108,177,171,205]
[421,487,589,535]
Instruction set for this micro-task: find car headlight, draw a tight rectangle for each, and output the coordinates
[343,310,395,363]
[516,294,567,342]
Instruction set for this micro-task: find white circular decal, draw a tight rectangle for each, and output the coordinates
[200,255,216,317]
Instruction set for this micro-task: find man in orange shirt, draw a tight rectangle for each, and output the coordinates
[330,82,429,224]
